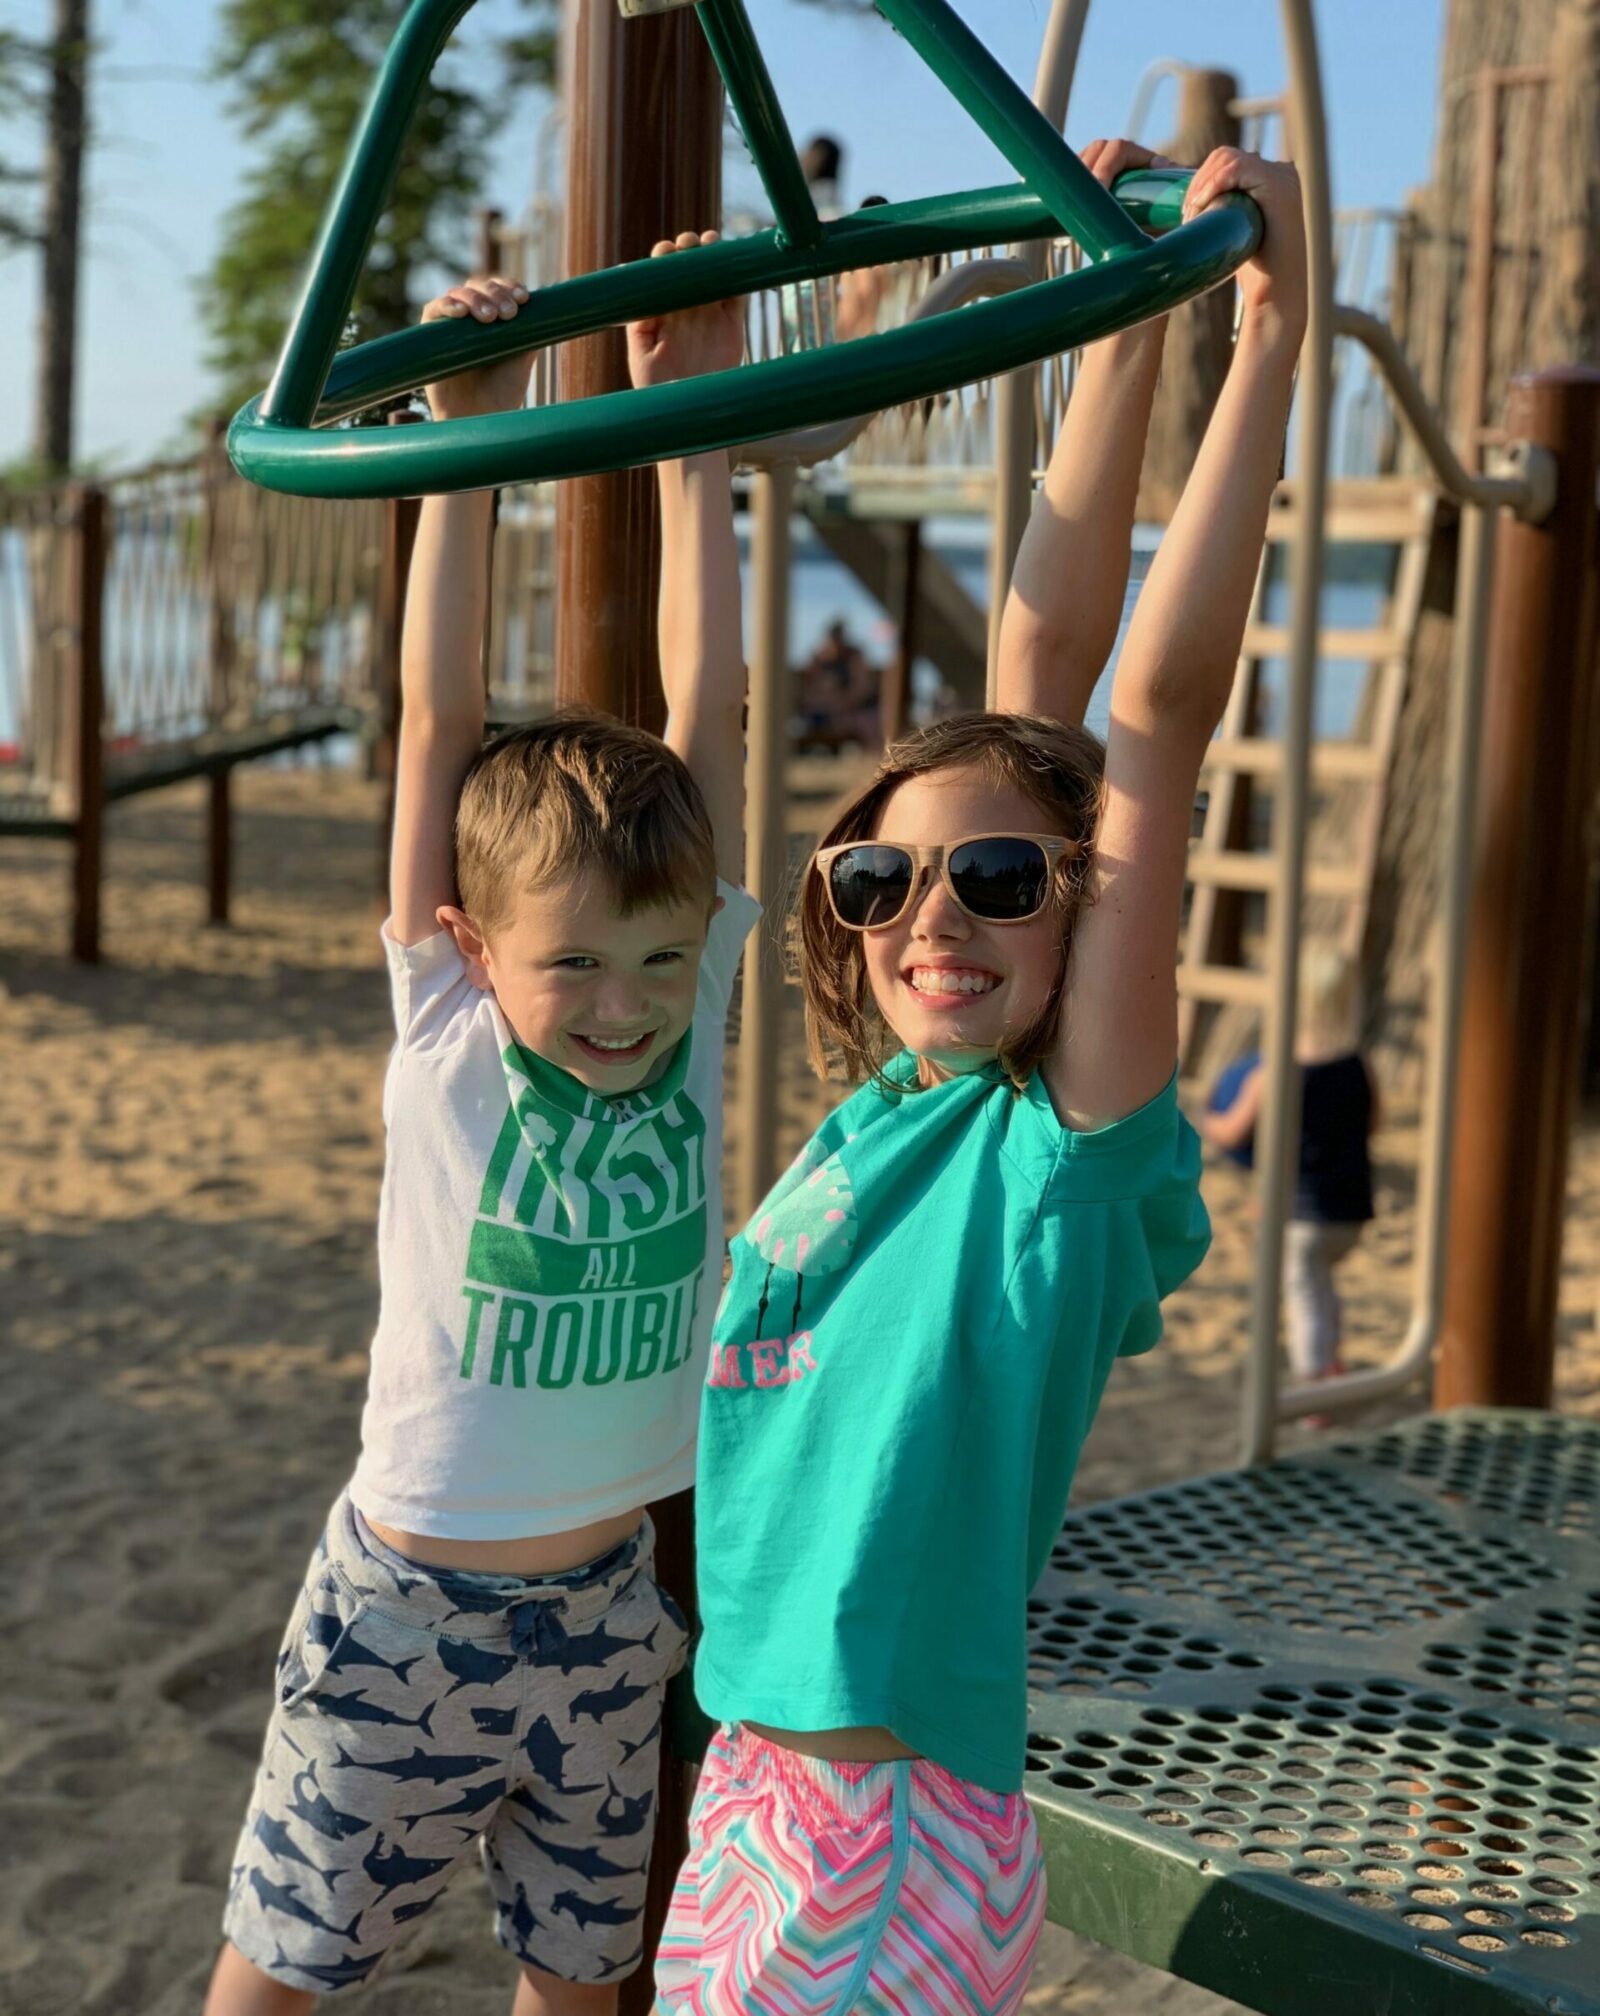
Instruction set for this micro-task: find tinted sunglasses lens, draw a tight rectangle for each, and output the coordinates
[828,845,915,927]
[948,838,1052,919]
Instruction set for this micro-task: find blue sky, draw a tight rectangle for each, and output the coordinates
[0,0,1444,470]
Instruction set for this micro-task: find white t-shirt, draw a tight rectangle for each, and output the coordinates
[349,881,762,1540]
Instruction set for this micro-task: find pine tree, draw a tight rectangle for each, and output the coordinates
[0,29,44,258]
[1,6,92,478]
[202,0,556,422]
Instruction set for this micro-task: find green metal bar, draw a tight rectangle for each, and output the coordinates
[235,0,1260,500]
[316,185,1055,424]
[1107,165,1192,237]
[309,169,1205,428]
[696,0,821,250]
[260,0,474,426]
[871,0,1146,259]
[230,202,1259,499]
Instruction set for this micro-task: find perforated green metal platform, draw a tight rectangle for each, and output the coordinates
[1024,1409,1600,2015]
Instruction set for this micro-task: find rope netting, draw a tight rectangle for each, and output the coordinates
[0,450,563,814]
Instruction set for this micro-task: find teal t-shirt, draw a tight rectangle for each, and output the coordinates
[694,1057,1210,1793]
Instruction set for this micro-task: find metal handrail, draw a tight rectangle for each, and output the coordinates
[1238,0,1336,1466]
[1243,7,1556,1461]
[1261,315,1552,1435]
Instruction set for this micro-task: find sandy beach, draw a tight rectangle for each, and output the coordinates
[3,764,1596,2015]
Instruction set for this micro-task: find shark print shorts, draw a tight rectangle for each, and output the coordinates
[222,1491,688,1994]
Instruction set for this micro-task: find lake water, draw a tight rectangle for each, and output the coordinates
[772,513,1389,742]
[0,514,1388,758]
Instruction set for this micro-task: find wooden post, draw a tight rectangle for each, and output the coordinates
[879,518,919,746]
[1135,69,1241,522]
[1437,369,1600,1410]
[203,417,238,927]
[207,771,232,927]
[554,7,724,2006]
[474,204,506,277]
[66,483,106,964]
[737,466,793,1225]
[555,0,722,730]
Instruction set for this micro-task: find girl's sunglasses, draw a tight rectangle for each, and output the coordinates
[815,833,1082,931]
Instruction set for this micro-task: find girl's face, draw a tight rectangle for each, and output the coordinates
[859,766,1069,1076]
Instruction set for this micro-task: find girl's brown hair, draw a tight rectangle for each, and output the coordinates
[798,712,1105,1090]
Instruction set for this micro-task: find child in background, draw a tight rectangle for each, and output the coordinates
[1204,942,1379,1384]
[655,140,1307,2016]
[206,240,756,2016]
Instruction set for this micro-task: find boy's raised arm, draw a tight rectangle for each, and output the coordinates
[994,139,1170,725]
[656,452,746,886]
[390,275,532,946]
[629,233,748,887]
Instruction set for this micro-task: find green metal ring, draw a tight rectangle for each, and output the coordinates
[227,0,1262,500]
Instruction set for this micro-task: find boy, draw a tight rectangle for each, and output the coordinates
[206,240,755,2014]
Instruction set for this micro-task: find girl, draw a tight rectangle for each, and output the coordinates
[657,141,1307,2015]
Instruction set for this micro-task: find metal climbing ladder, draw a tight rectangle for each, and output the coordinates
[1177,473,1438,1075]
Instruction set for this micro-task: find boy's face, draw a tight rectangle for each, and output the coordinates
[454,869,717,1094]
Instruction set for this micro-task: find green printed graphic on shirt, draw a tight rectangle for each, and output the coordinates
[456,1033,709,1393]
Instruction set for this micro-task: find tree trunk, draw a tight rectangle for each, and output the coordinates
[34,0,89,476]
[1531,2,1600,366]
[1369,1,1600,1095]
[1135,70,1240,523]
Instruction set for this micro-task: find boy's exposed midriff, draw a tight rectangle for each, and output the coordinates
[366,1505,645,1576]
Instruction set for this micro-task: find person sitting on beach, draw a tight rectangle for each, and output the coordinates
[205,239,756,2016]
[797,617,879,748]
[1203,941,1380,1385]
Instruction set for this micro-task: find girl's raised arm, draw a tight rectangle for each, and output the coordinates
[995,139,1169,725]
[1045,151,1308,1131]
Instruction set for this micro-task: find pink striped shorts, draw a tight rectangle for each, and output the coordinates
[654,1727,1045,2016]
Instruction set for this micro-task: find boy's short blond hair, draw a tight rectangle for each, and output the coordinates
[455,709,716,936]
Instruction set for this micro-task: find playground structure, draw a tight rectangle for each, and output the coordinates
[1,1,1591,1437]
[0,443,557,960]
[4,2,1600,2004]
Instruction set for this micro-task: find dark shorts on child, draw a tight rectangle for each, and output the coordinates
[222,1492,687,1994]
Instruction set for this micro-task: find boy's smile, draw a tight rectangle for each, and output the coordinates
[447,869,718,1094]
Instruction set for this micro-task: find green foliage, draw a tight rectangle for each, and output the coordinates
[201,0,555,421]
[0,27,49,254]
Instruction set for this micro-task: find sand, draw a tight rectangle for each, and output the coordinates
[2,765,1596,2015]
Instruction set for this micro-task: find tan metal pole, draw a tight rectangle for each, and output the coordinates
[1240,0,1334,1466]
[986,0,1091,702]
[737,464,794,1223]
[1437,368,1600,1411]
[1277,500,1497,1420]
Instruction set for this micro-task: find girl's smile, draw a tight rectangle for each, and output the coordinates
[904,961,1003,1003]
